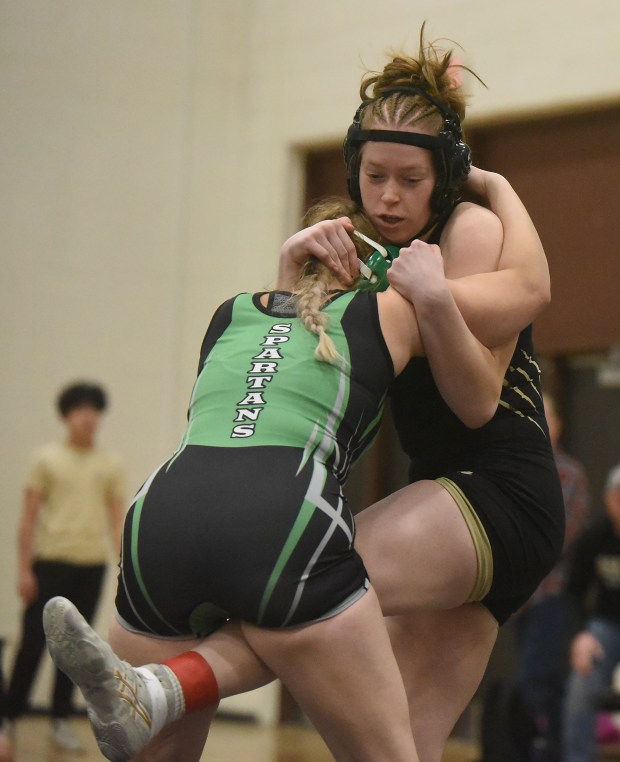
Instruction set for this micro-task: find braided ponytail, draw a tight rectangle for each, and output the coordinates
[296,272,341,364]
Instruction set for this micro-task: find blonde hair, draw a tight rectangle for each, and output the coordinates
[294,197,380,364]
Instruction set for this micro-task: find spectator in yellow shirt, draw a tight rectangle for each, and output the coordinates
[6,382,126,752]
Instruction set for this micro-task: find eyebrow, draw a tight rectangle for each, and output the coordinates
[363,158,428,173]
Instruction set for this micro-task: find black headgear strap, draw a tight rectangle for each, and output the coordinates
[347,129,447,151]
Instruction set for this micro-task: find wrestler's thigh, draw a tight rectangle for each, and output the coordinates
[387,604,498,762]
[355,480,478,612]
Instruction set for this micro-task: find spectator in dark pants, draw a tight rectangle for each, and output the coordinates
[6,382,125,751]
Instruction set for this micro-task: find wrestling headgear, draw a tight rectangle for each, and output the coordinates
[343,86,471,237]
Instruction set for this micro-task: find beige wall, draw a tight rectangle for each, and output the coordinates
[2,0,618,722]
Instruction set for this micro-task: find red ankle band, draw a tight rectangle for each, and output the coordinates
[163,651,220,711]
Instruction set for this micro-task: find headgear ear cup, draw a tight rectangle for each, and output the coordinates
[431,111,472,212]
[343,104,366,206]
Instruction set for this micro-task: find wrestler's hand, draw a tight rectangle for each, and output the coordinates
[571,631,605,676]
[278,217,358,290]
[387,239,449,306]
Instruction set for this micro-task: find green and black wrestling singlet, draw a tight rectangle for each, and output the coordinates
[116,290,393,638]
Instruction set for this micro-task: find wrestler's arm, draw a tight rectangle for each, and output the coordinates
[384,243,516,428]
[278,171,548,348]
[386,169,547,425]
[441,168,550,346]
[277,213,513,427]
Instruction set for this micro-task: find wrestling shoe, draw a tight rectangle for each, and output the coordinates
[43,596,185,762]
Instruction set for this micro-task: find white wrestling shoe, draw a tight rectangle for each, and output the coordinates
[43,596,185,762]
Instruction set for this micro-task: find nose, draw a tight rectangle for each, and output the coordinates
[380,179,399,204]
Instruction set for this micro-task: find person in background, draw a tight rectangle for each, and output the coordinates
[562,464,620,762]
[6,382,126,752]
[511,393,591,761]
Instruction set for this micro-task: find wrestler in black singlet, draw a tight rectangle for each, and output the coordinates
[391,224,565,624]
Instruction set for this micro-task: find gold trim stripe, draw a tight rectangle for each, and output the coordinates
[436,477,493,602]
